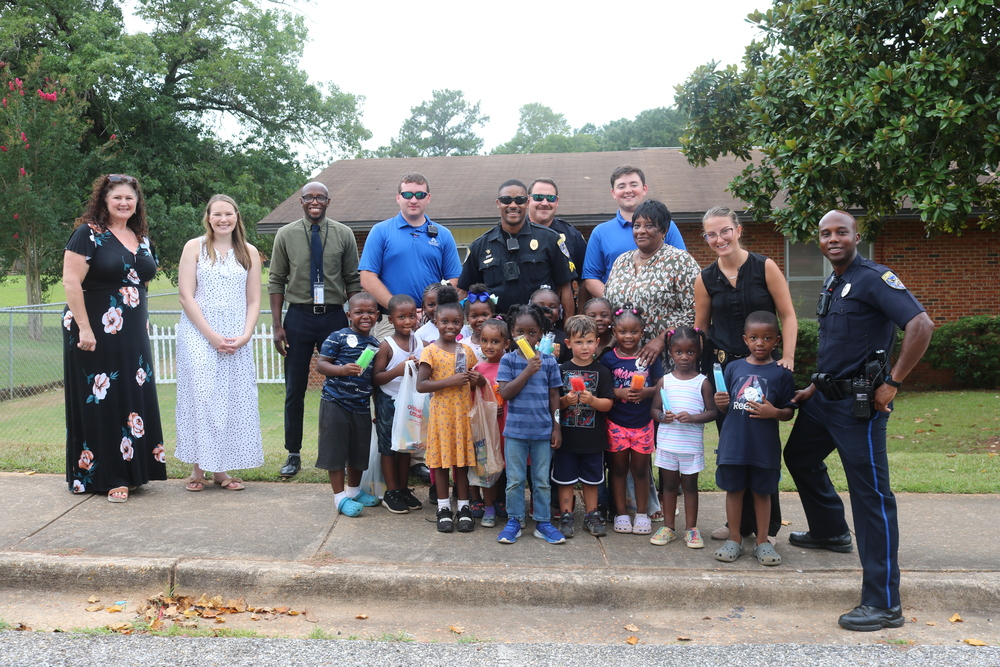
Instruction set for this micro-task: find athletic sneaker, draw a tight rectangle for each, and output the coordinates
[583,510,607,537]
[400,488,423,511]
[381,489,409,514]
[685,528,705,549]
[533,521,566,544]
[436,507,454,533]
[558,511,575,539]
[650,526,677,546]
[497,518,522,544]
[353,491,381,507]
[481,512,497,528]
[457,505,475,532]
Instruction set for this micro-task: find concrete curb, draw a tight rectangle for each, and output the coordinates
[4,551,999,612]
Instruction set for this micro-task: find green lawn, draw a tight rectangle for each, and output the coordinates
[1,386,997,492]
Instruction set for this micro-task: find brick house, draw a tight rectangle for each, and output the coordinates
[260,148,998,386]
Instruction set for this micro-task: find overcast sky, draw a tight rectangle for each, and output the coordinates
[297,0,766,153]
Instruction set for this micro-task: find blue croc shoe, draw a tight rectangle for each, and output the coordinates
[497,518,522,544]
[337,496,364,517]
[352,491,380,507]
[533,521,566,544]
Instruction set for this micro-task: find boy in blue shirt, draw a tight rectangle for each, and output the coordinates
[713,311,795,566]
[316,293,381,517]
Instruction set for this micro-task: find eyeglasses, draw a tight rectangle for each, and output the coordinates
[107,174,137,184]
[498,196,528,205]
[530,194,557,203]
[301,195,329,204]
[399,191,429,200]
[703,227,736,242]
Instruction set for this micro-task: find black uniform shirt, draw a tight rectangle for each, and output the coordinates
[458,221,574,314]
[817,254,925,380]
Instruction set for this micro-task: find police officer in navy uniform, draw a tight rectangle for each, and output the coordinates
[784,210,934,632]
[458,179,574,316]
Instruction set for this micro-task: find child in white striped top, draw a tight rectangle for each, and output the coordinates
[650,326,717,548]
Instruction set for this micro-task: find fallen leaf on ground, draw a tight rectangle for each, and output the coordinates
[355,613,368,620]
[449,625,464,634]
[965,638,987,646]
[926,621,937,626]
[304,609,318,623]
[13,623,31,631]
[107,622,132,633]
[226,597,247,613]
[85,604,103,612]
[105,605,123,613]
[215,617,226,624]
[200,609,218,619]
[250,615,260,621]
[914,418,925,423]
[702,617,711,620]
[780,520,791,526]
[893,435,905,439]
[87,595,100,603]
[624,624,639,632]
[915,429,926,433]
[149,619,165,632]
[275,606,290,614]
[950,613,963,623]
[288,610,300,616]
[22,471,36,475]
[677,636,692,641]
[625,636,639,645]
[946,454,957,457]
[175,621,198,628]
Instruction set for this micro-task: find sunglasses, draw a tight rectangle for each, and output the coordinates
[530,194,557,203]
[399,191,429,200]
[107,174,137,184]
[301,195,329,203]
[498,196,529,205]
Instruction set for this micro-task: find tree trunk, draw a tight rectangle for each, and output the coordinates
[25,238,44,341]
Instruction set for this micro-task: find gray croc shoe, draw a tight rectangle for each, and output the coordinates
[753,541,781,566]
[714,539,745,562]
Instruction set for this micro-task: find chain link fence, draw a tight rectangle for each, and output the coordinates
[0,292,305,460]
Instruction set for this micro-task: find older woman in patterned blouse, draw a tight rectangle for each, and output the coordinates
[603,199,701,367]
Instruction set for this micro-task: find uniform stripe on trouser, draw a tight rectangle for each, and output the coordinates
[867,412,893,605]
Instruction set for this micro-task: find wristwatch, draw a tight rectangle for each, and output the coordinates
[884,375,901,388]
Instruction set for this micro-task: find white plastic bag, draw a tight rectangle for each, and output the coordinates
[359,426,385,498]
[391,360,428,453]
[468,386,503,488]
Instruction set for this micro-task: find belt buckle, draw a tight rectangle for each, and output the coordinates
[312,304,325,315]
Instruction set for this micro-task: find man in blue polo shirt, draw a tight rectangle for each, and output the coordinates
[581,165,687,299]
[360,172,462,341]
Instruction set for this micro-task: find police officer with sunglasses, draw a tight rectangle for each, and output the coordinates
[458,179,574,316]
[783,210,934,632]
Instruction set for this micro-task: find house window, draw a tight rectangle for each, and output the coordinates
[785,239,873,319]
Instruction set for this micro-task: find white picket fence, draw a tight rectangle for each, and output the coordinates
[149,322,284,384]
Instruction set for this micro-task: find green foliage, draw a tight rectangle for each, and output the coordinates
[598,107,687,151]
[0,0,366,291]
[0,58,92,304]
[675,0,1000,240]
[492,103,571,154]
[791,318,819,387]
[925,315,1000,388]
[375,89,489,157]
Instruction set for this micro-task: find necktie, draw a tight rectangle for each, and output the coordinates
[310,223,323,297]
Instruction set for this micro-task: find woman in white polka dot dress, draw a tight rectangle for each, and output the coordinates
[175,195,264,491]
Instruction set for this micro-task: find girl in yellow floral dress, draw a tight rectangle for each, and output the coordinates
[416,286,486,533]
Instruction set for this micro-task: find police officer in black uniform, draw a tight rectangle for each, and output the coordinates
[458,179,574,315]
[784,210,934,632]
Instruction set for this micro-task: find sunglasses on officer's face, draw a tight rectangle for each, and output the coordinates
[498,196,529,205]
[530,194,557,203]
[399,191,429,200]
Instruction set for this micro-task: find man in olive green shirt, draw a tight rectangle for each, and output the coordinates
[268,181,362,477]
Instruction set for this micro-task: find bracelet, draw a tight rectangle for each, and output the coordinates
[884,375,901,388]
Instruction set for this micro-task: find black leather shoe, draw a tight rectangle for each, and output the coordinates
[838,605,904,632]
[279,454,301,478]
[789,530,853,552]
[409,463,431,483]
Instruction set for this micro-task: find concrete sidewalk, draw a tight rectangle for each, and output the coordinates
[0,473,997,612]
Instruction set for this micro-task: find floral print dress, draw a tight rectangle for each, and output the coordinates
[63,223,166,493]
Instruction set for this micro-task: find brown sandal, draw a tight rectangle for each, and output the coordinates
[214,476,245,491]
[185,477,207,492]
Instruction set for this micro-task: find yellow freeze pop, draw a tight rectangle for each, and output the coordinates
[515,336,536,359]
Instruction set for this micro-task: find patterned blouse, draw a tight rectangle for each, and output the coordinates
[603,244,700,345]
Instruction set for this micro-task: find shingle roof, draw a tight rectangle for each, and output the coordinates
[258,148,756,233]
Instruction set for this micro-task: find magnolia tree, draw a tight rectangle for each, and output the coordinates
[0,60,91,336]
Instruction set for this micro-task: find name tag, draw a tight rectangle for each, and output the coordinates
[313,282,324,304]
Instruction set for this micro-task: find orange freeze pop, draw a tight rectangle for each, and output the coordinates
[630,373,646,390]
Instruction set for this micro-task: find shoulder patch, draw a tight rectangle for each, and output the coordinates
[557,237,570,259]
[881,271,906,290]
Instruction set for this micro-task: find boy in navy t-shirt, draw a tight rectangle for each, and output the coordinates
[713,311,795,567]
[316,293,381,517]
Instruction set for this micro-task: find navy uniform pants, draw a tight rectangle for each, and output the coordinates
[784,393,900,608]
[282,305,348,455]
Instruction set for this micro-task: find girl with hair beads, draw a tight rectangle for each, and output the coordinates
[458,283,496,363]
[470,317,510,526]
[600,304,663,535]
[496,303,566,545]
[415,282,443,344]
[583,297,615,361]
[650,326,717,548]
[416,286,486,533]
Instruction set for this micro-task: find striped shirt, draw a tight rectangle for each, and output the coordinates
[655,373,708,455]
[497,351,562,440]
